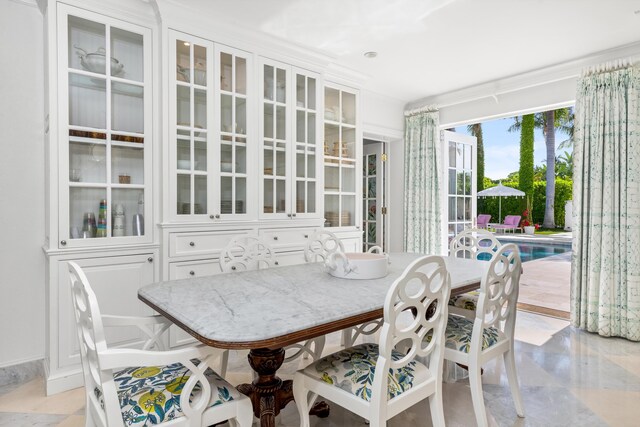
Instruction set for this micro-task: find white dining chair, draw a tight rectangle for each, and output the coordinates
[220,235,325,363]
[293,255,451,427]
[448,228,502,317]
[68,261,252,427]
[442,243,525,427]
[304,230,384,348]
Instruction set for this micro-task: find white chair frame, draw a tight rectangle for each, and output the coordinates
[448,228,502,318]
[304,231,384,348]
[443,244,525,427]
[220,235,325,363]
[293,255,451,427]
[68,262,251,427]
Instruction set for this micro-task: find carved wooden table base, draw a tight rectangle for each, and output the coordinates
[237,347,329,427]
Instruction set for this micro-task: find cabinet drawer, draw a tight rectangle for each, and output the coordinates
[273,251,306,267]
[169,229,252,258]
[169,259,223,280]
[259,227,318,249]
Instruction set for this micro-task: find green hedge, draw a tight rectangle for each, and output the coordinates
[478,179,572,226]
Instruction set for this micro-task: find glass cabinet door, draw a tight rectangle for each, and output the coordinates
[62,10,151,247]
[171,32,213,220]
[261,59,290,217]
[324,85,358,228]
[217,46,250,217]
[293,69,320,218]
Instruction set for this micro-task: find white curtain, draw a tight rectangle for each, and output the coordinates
[572,65,640,341]
[403,109,442,254]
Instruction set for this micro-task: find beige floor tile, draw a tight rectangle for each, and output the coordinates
[56,415,85,427]
[570,387,640,426]
[603,353,640,378]
[0,378,84,415]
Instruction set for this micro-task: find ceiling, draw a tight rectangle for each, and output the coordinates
[176,0,640,102]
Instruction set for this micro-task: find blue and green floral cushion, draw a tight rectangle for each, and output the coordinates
[303,343,428,402]
[448,291,480,311]
[95,362,238,426]
[444,314,501,353]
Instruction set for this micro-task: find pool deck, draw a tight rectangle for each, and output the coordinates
[495,231,572,318]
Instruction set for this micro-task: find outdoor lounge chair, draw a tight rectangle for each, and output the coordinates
[477,214,491,229]
[492,215,521,233]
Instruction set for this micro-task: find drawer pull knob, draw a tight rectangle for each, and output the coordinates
[304,234,309,238]
[231,266,237,270]
[215,214,221,219]
[292,213,297,217]
[189,241,195,247]
[189,270,195,276]
[147,257,153,263]
[273,236,279,241]
[210,214,215,219]
[275,261,279,265]
[60,240,67,246]
[287,213,292,218]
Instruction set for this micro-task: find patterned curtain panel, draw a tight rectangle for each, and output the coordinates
[403,109,442,254]
[572,65,640,341]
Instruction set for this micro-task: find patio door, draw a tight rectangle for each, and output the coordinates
[442,130,477,247]
[362,140,385,251]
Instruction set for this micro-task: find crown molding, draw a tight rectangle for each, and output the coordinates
[9,0,38,7]
[406,41,640,111]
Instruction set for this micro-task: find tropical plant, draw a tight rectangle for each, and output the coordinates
[556,151,573,179]
[467,123,485,191]
[518,114,535,206]
[508,108,573,228]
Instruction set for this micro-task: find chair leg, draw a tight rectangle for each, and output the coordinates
[219,349,229,378]
[312,335,326,361]
[428,383,446,426]
[293,377,312,427]
[504,350,525,417]
[468,363,489,427]
[234,398,254,427]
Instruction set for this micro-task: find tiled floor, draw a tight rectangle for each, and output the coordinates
[518,251,571,315]
[1,311,639,426]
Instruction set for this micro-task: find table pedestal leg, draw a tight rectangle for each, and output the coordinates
[237,347,329,427]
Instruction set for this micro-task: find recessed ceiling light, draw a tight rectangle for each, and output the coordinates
[364,51,378,58]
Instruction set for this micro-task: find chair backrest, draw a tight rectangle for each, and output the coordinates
[503,215,521,226]
[373,256,451,405]
[449,228,502,261]
[68,261,121,426]
[477,214,491,227]
[220,235,277,272]
[304,230,345,262]
[473,244,522,346]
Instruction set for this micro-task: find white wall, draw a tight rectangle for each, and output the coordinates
[360,90,405,253]
[0,1,46,367]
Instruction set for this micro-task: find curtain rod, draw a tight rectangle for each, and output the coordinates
[404,105,439,117]
[581,58,634,77]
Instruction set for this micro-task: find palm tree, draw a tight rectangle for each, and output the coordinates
[509,108,573,228]
[467,123,485,191]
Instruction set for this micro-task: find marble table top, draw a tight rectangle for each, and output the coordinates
[139,253,489,349]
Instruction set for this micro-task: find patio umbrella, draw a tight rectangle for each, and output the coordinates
[477,183,525,222]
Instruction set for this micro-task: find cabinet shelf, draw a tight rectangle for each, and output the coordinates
[69,70,144,97]
[323,119,356,128]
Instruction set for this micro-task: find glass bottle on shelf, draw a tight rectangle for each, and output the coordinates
[65,14,150,245]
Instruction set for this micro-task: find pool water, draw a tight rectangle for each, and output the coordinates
[499,240,571,262]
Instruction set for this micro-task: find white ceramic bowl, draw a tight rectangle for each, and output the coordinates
[326,252,389,280]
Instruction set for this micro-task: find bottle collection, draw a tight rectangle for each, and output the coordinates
[74,195,144,239]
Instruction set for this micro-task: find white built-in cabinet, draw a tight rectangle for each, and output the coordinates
[43,0,363,394]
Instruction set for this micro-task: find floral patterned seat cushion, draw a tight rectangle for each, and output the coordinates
[444,314,501,353]
[448,291,480,311]
[95,362,238,426]
[302,343,429,402]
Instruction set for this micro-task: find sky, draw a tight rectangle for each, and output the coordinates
[455,115,573,181]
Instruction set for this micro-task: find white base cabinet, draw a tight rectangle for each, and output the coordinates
[45,249,158,395]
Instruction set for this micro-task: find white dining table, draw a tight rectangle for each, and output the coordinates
[138,252,489,427]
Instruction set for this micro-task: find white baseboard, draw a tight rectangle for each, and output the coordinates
[44,364,84,396]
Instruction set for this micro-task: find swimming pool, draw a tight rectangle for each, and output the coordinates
[498,239,571,262]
